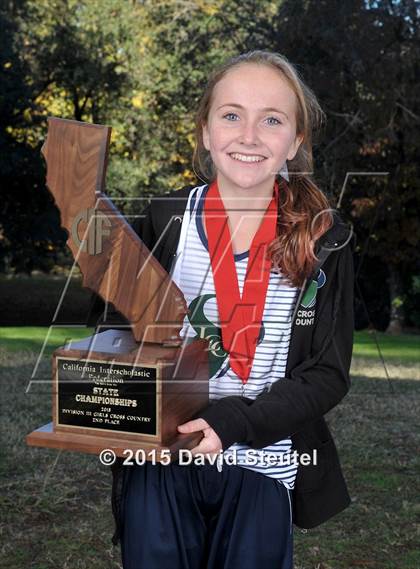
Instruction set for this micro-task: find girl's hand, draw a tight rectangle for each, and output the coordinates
[177,418,223,457]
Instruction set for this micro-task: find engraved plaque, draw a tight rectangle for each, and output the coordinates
[56,358,158,436]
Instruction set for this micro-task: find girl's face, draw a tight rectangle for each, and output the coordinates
[202,63,303,194]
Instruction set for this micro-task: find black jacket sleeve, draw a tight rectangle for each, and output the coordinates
[199,243,354,450]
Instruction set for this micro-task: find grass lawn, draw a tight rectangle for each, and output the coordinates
[0,328,419,568]
[353,330,420,364]
[0,326,94,355]
[1,326,419,363]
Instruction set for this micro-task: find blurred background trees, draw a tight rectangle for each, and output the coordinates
[1,0,419,332]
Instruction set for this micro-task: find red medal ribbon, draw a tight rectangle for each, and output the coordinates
[204,179,279,384]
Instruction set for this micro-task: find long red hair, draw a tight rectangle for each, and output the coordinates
[192,50,332,287]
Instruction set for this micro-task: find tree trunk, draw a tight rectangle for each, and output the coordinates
[386,264,404,335]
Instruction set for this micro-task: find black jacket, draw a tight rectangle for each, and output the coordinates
[87,184,354,540]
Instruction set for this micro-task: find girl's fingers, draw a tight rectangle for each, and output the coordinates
[189,430,222,456]
[177,418,210,433]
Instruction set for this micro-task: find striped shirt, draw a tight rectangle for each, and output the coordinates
[171,185,299,490]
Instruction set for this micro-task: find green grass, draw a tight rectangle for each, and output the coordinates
[0,326,94,356]
[353,330,420,364]
[1,327,419,363]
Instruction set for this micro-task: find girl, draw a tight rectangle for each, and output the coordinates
[91,50,354,569]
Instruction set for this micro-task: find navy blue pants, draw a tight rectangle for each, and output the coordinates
[121,461,293,569]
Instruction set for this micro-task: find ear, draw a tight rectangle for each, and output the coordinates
[287,133,304,161]
[202,122,210,151]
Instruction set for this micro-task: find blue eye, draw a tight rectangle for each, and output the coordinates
[266,116,282,126]
[223,112,239,121]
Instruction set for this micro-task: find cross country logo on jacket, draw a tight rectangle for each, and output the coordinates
[296,269,326,326]
[187,294,265,378]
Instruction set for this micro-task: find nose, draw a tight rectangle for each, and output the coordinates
[238,119,259,146]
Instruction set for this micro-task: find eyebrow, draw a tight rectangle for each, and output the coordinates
[216,103,289,119]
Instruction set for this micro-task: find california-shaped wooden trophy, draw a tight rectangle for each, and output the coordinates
[26,118,209,460]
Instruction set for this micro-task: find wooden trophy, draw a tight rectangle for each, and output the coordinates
[26,118,209,460]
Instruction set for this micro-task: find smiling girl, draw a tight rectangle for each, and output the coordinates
[95,50,354,569]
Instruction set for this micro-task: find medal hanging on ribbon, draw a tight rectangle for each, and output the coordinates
[204,179,279,384]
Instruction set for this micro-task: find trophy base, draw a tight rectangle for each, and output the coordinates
[26,422,203,460]
[26,330,210,462]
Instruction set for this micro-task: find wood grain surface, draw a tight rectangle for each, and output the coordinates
[41,117,187,343]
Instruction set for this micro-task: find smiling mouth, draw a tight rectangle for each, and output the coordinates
[229,152,267,163]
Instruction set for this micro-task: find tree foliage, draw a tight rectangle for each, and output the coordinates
[1,0,419,329]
